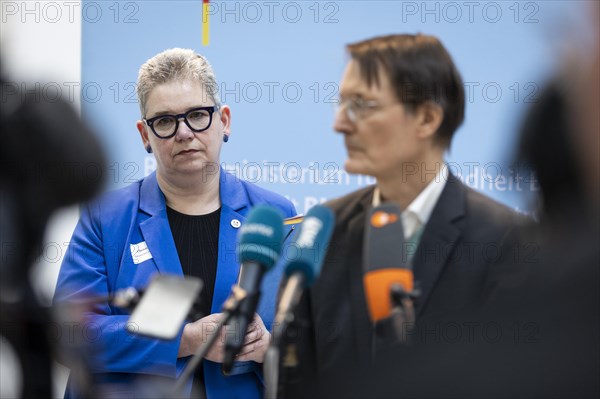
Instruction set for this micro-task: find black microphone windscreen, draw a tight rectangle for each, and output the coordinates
[363,203,406,273]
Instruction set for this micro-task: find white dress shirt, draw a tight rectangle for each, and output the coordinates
[373,164,449,240]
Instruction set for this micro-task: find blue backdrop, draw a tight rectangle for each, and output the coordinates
[81,0,586,214]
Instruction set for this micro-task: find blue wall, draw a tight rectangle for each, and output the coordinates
[82,0,586,214]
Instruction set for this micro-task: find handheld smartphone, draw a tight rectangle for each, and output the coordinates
[127,275,203,340]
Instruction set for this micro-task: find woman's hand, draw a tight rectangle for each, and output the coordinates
[178,313,271,363]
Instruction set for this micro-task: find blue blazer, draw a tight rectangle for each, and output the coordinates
[54,169,296,398]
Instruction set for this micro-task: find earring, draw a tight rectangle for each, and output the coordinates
[145,145,153,153]
[223,135,229,143]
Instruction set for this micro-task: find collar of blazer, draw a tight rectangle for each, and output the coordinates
[347,172,466,224]
[134,169,250,281]
[138,168,250,216]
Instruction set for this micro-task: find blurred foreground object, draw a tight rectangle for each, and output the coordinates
[0,70,106,397]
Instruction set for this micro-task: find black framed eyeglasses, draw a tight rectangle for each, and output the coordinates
[144,105,219,139]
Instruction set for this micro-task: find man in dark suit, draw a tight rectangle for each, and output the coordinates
[283,34,524,395]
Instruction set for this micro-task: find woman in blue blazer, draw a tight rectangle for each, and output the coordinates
[54,48,296,398]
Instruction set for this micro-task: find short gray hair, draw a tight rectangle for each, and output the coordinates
[136,48,220,116]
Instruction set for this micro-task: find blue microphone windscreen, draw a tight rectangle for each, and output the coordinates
[237,205,284,270]
[285,205,335,287]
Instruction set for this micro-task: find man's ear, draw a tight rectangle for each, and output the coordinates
[415,102,444,140]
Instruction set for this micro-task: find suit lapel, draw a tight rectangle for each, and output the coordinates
[211,204,246,312]
[210,169,249,312]
[413,174,465,316]
[138,172,183,277]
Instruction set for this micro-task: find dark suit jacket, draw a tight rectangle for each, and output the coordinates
[284,173,524,394]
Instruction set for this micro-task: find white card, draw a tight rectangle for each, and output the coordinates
[130,241,153,265]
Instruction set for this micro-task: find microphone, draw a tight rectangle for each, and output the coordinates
[273,205,335,337]
[222,205,285,374]
[264,205,334,399]
[363,203,418,343]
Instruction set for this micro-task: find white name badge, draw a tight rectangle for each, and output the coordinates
[130,241,153,264]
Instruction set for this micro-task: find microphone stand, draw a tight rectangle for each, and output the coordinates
[59,287,141,311]
[172,285,251,396]
[264,274,305,399]
[264,344,281,399]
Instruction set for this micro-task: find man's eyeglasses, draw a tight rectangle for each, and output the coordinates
[334,97,381,123]
[144,105,219,139]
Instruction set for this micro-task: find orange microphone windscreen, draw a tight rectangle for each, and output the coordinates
[364,268,414,322]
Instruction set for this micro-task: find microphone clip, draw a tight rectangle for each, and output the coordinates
[389,283,420,307]
[222,285,249,313]
[389,283,421,345]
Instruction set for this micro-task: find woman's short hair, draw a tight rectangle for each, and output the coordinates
[137,48,220,116]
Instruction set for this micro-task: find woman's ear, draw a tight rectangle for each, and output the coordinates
[219,105,232,139]
[136,120,151,151]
